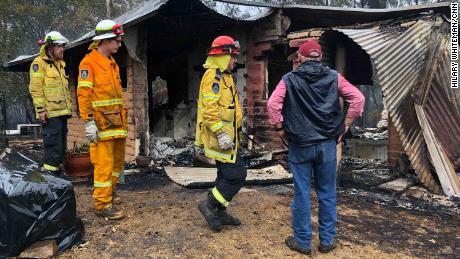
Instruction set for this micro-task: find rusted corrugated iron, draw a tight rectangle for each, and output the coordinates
[413,35,460,195]
[334,28,399,57]
[330,16,460,195]
[219,0,449,27]
[415,32,460,173]
[325,18,443,193]
[372,18,459,196]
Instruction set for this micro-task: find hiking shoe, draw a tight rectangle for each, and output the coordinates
[94,206,126,220]
[319,240,338,253]
[216,209,241,226]
[112,193,122,205]
[198,196,222,231]
[285,236,311,255]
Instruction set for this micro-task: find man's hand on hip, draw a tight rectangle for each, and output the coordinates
[277,129,288,147]
[274,122,288,147]
[337,125,349,143]
[338,117,355,143]
[39,111,47,123]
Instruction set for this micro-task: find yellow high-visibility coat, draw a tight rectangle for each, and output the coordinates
[29,54,72,118]
[195,68,242,163]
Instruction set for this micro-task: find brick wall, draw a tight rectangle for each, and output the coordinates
[124,59,137,161]
[244,41,284,149]
[252,100,284,148]
[67,72,87,150]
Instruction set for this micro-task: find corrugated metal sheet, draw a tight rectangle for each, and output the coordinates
[218,0,449,12]
[419,35,460,171]
[335,27,400,57]
[318,16,460,195]
[329,19,443,193]
[202,1,273,21]
[413,32,460,195]
[218,0,450,26]
[69,0,170,49]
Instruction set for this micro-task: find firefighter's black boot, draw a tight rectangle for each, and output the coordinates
[217,207,241,226]
[40,166,72,181]
[198,194,222,231]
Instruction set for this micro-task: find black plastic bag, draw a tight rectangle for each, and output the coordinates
[0,150,84,257]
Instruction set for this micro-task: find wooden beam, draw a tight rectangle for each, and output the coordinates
[165,165,292,188]
[287,30,324,40]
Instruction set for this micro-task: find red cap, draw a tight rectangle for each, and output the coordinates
[298,39,322,58]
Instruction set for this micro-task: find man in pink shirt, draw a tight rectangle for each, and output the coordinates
[267,39,364,255]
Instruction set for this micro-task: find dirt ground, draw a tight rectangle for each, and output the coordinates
[55,170,458,259]
[6,138,460,258]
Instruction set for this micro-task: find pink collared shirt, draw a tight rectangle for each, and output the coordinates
[267,73,365,125]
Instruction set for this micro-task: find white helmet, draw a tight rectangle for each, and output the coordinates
[44,31,69,45]
[92,19,124,40]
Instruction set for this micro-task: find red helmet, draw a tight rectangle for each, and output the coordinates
[207,36,240,56]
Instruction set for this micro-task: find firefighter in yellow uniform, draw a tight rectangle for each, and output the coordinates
[196,36,247,231]
[29,31,72,176]
[77,19,127,220]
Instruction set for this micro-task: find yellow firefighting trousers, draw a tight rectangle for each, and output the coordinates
[90,138,126,209]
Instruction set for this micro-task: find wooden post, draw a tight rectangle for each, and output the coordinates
[335,42,346,168]
[131,30,149,157]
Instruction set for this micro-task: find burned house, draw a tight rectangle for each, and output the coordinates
[3,0,456,194]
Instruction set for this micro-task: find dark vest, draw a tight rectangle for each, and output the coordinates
[282,61,345,146]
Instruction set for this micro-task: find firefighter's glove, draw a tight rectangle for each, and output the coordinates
[85,119,98,144]
[217,131,234,150]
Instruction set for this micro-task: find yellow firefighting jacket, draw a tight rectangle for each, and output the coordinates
[28,53,72,118]
[195,68,242,163]
[77,50,127,140]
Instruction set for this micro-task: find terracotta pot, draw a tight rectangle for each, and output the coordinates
[65,152,91,177]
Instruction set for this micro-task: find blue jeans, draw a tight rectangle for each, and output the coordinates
[288,140,337,249]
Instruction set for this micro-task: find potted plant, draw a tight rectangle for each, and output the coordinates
[65,143,91,177]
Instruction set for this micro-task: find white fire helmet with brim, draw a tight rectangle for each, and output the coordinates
[92,19,124,40]
[44,31,69,45]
